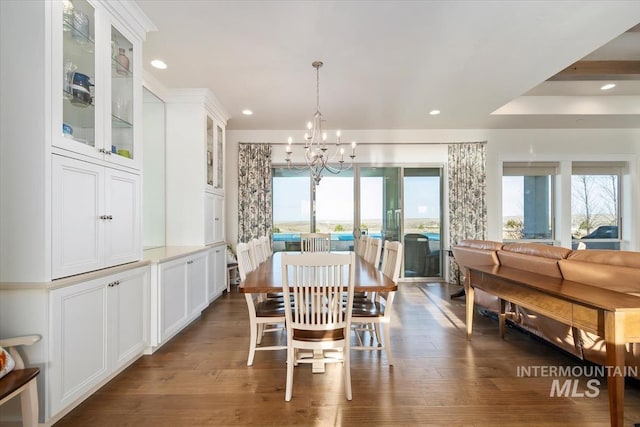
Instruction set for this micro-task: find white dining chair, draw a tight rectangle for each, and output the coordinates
[0,335,41,427]
[281,252,355,401]
[364,237,382,268]
[300,233,331,252]
[237,242,286,366]
[260,235,272,257]
[250,238,267,265]
[352,240,402,365]
[357,235,370,257]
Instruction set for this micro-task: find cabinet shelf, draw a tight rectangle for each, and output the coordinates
[62,19,95,53]
[112,113,133,128]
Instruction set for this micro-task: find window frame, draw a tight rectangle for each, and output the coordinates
[501,162,558,245]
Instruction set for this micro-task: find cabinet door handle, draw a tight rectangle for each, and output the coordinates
[100,215,108,220]
[187,260,194,265]
[107,215,113,220]
[98,148,111,155]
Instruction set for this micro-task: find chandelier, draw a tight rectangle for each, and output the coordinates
[285,61,356,185]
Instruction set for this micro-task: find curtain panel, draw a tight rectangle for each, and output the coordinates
[448,142,487,283]
[238,144,272,243]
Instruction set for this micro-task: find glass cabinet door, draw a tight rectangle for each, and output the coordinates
[215,124,224,189]
[62,0,96,149]
[207,116,214,187]
[110,26,134,160]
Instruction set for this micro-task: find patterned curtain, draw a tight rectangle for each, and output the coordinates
[238,144,272,243]
[448,142,487,283]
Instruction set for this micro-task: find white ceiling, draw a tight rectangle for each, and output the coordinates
[137,1,640,131]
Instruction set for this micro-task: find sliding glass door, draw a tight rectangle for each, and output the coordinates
[358,167,401,249]
[273,165,443,279]
[403,168,442,278]
[315,171,355,251]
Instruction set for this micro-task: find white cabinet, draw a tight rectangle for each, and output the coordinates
[188,252,208,318]
[49,266,148,416]
[52,0,147,169]
[52,154,141,279]
[208,244,227,302]
[205,192,225,245]
[165,89,229,247]
[0,1,153,283]
[154,250,208,346]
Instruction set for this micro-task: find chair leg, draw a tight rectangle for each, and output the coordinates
[257,323,264,345]
[373,322,382,346]
[21,378,38,427]
[285,346,294,401]
[382,322,393,366]
[247,320,258,366]
[344,345,352,401]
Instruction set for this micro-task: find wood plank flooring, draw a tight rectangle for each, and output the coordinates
[54,282,640,426]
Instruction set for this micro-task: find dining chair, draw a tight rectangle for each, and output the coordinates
[300,233,331,252]
[237,242,286,366]
[0,335,41,427]
[364,237,382,268]
[351,240,403,365]
[281,252,355,401]
[260,235,273,257]
[250,238,267,265]
[357,235,370,257]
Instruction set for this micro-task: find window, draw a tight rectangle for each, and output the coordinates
[315,172,354,251]
[502,162,557,243]
[272,168,310,251]
[571,162,625,250]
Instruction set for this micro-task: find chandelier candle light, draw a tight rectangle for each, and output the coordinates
[285,61,356,185]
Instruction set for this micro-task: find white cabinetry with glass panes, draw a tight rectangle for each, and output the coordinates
[0,1,153,424]
[165,89,229,246]
[0,0,152,282]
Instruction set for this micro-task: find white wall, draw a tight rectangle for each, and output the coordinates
[226,128,640,251]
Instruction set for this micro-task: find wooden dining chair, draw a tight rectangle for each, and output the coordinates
[300,233,331,252]
[352,240,403,365]
[281,252,355,401]
[0,335,41,427]
[237,242,286,366]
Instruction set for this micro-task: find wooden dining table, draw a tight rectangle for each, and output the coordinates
[240,251,397,372]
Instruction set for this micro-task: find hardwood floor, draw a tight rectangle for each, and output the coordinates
[54,282,640,426]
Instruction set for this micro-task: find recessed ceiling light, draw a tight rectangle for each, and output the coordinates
[600,83,616,91]
[429,110,441,115]
[242,109,253,116]
[150,59,167,70]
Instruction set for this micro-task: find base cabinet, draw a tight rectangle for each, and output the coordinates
[208,244,227,302]
[48,266,148,418]
[150,250,209,350]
